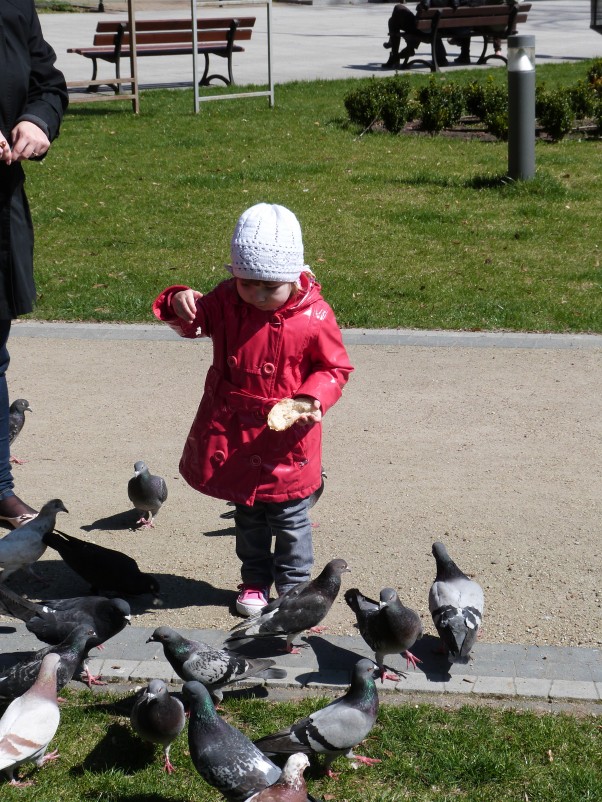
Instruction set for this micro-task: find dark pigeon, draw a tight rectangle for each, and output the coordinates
[245,753,310,802]
[428,541,485,663]
[183,679,281,802]
[127,461,168,529]
[130,679,185,774]
[8,399,31,447]
[42,529,161,602]
[254,658,381,776]
[8,399,31,464]
[226,558,350,654]
[0,584,131,649]
[0,499,68,583]
[0,624,96,700]
[344,587,423,680]
[147,626,287,703]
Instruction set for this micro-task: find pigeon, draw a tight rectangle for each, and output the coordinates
[254,658,381,777]
[221,471,326,521]
[344,587,423,680]
[0,499,68,583]
[0,583,131,649]
[8,399,31,464]
[245,753,310,802]
[127,461,168,529]
[0,652,61,787]
[147,625,287,703]
[0,624,96,700]
[183,679,281,802]
[42,529,161,602]
[428,541,485,663]
[226,558,350,654]
[130,679,185,774]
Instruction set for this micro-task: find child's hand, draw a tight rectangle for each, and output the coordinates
[294,396,322,425]
[172,289,203,323]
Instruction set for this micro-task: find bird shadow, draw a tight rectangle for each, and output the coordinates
[80,509,141,532]
[6,561,235,614]
[71,721,153,775]
[412,634,453,681]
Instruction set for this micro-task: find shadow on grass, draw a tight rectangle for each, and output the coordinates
[72,720,152,775]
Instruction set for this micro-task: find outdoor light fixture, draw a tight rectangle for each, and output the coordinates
[507,34,536,181]
[591,0,602,34]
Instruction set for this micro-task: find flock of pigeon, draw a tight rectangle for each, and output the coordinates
[0,400,485,798]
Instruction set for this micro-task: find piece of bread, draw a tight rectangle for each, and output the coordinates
[267,398,314,431]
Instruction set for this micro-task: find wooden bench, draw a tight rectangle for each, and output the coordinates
[401,2,531,72]
[68,17,256,92]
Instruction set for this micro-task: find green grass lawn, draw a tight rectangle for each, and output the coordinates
[9,690,601,801]
[26,62,601,332]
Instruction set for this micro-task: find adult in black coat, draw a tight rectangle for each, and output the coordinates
[0,1,68,530]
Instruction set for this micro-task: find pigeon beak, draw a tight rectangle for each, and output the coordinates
[125,616,132,626]
[146,635,157,644]
[378,600,388,611]
[24,407,32,414]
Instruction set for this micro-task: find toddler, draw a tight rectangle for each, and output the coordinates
[153,203,353,616]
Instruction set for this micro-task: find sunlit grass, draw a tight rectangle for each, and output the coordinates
[27,61,602,331]
[9,689,601,801]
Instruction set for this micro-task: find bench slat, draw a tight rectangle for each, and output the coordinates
[416,12,528,31]
[91,30,253,46]
[94,17,256,33]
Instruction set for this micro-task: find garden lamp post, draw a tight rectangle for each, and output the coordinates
[507,34,536,181]
[591,0,602,33]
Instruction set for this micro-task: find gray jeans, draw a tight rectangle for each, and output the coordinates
[234,496,314,595]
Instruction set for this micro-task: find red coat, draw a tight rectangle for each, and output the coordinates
[153,274,353,505]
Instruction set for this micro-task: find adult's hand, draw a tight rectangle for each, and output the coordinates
[8,121,51,164]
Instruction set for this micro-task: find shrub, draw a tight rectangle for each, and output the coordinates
[567,80,597,119]
[462,76,508,138]
[344,75,413,132]
[536,88,575,141]
[418,76,465,134]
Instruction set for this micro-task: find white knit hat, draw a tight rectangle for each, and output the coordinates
[227,203,305,282]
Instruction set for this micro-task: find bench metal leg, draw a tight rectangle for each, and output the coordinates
[87,57,100,92]
[199,53,231,87]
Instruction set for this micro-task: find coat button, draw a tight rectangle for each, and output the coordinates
[262,362,275,375]
[213,450,226,464]
[250,455,262,467]
[271,315,281,325]
[227,355,238,367]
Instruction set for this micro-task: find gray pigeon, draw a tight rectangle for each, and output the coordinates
[245,753,310,802]
[428,541,485,663]
[226,558,350,654]
[128,461,168,528]
[8,399,31,464]
[130,679,185,774]
[0,499,68,583]
[147,626,287,703]
[0,624,96,700]
[183,679,281,802]
[0,652,61,787]
[254,658,381,776]
[344,587,423,680]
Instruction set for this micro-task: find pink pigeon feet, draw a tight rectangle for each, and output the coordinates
[309,625,327,634]
[380,668,402,683]
[164,755,176,774]
[82,665,106,687]
[40,749,60,765]
[403,650,422,670]
[352,754,382,766]
[9,456,27,465]
[136,515,155,529]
